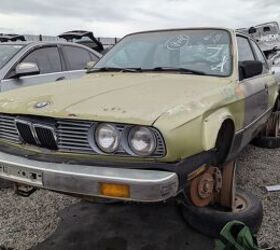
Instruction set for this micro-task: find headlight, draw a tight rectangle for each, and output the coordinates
[95,124,120,153]
[128,126,156,156]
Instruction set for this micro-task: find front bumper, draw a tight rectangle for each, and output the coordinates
[0,151,179,202]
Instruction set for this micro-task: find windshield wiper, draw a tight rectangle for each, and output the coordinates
[148,67,206,75]
[89,67,143,73]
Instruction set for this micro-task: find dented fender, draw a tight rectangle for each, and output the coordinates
[202,108,235,151]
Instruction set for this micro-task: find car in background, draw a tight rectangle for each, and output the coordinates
[58,30,119,54]
[238,22,280,85]
[0,33,101,92]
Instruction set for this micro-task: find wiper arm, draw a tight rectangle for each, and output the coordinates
[149,67,206,75]
[89,67,143,73]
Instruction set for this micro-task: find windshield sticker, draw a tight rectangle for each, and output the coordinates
[13,45,22,49]
[166,35,189,50]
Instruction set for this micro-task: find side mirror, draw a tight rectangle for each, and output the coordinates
[239,60,263,81]
[85,61,96,70]
[15,62,40,77]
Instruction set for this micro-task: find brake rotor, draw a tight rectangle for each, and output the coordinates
[189,167,216,207]
[219,161,236,209]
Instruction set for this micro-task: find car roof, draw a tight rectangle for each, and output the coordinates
[0,40,93,46]
[123,27,235,37]
[0,40,102,57]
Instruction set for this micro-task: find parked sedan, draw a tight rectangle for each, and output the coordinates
[0,40,101,92]
[0,28,277,237]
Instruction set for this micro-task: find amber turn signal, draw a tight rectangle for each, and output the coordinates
[100,183,130,198]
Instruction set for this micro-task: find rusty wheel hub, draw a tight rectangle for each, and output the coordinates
[197,173,214,199]
[188,167,222,207]
[187,161,236,209]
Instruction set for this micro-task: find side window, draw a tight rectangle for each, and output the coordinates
[251,41,269,71]
[62,46,92,70]
[89,52,99,62]
[237,36,255,62]
[22,47,62,74]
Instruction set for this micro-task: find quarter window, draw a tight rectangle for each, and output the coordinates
[22,47,62,74]
[251,41,268,70]
[63,46,96,70]
[237,36,255,62]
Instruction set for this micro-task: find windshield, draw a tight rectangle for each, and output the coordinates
[0,44,24,69]
[95,29,232,76]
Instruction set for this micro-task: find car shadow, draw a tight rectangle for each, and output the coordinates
[0,179,13,189]
[30,199,214,250]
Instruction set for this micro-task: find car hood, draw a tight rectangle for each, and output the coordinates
[0,73,231,125]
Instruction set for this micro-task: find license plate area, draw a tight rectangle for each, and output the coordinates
[0,163,43,186]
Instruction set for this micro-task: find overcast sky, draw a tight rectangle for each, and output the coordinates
[0,0,279,38]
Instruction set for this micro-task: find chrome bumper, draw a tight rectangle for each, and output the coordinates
[0,151,179,202]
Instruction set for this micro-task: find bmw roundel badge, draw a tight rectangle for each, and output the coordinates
[34,101,50,109]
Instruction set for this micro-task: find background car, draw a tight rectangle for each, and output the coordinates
[58,30,120,55]
[0,33,101,92]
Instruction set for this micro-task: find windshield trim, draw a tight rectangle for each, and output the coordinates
[95,28,234,78]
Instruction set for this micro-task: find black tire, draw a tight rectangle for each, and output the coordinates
[251,111,280,149]
[179,189,263,238]
[252,136,280,149]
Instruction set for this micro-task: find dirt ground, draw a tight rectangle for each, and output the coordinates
[0,145,279,249]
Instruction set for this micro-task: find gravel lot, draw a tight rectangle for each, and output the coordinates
[0,145,279,249]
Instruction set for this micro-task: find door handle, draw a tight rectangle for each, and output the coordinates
[265,83,269,94]
[55,77,65,82]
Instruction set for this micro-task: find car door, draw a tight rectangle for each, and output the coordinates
[250,39,276,103]
[60,45,100,80]
[1,46,66,92]
[237,35,271,144]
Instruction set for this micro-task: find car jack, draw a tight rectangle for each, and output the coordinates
[13,183,37,197]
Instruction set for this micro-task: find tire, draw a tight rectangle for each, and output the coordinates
[252,111,280,149]
[179,189,263,238]
[252,136,280,149]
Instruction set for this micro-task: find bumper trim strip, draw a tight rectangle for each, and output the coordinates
[0,151,179,202]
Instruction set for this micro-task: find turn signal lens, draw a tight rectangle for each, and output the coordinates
[100,183,130,198]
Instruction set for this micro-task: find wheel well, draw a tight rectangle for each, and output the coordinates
[215,119,235,165]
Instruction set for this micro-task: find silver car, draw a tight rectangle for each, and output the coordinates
[0,41,101,92]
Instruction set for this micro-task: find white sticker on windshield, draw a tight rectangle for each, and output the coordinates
[13,45,22,49]
[165,35,189,50]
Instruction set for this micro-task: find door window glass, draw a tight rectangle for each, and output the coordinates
[237,36,255,62]
[63,46,93,70]
[251,41,268,70]
[22,47,62,73]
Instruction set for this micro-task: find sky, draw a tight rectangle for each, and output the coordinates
[0,0,279,38]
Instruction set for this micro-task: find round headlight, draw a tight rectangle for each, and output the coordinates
[95,124,120,153]
[128,126,156,156]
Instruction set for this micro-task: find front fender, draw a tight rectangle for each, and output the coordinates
[202,108,235,151]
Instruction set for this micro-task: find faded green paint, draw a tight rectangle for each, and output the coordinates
[0,28,277,163]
